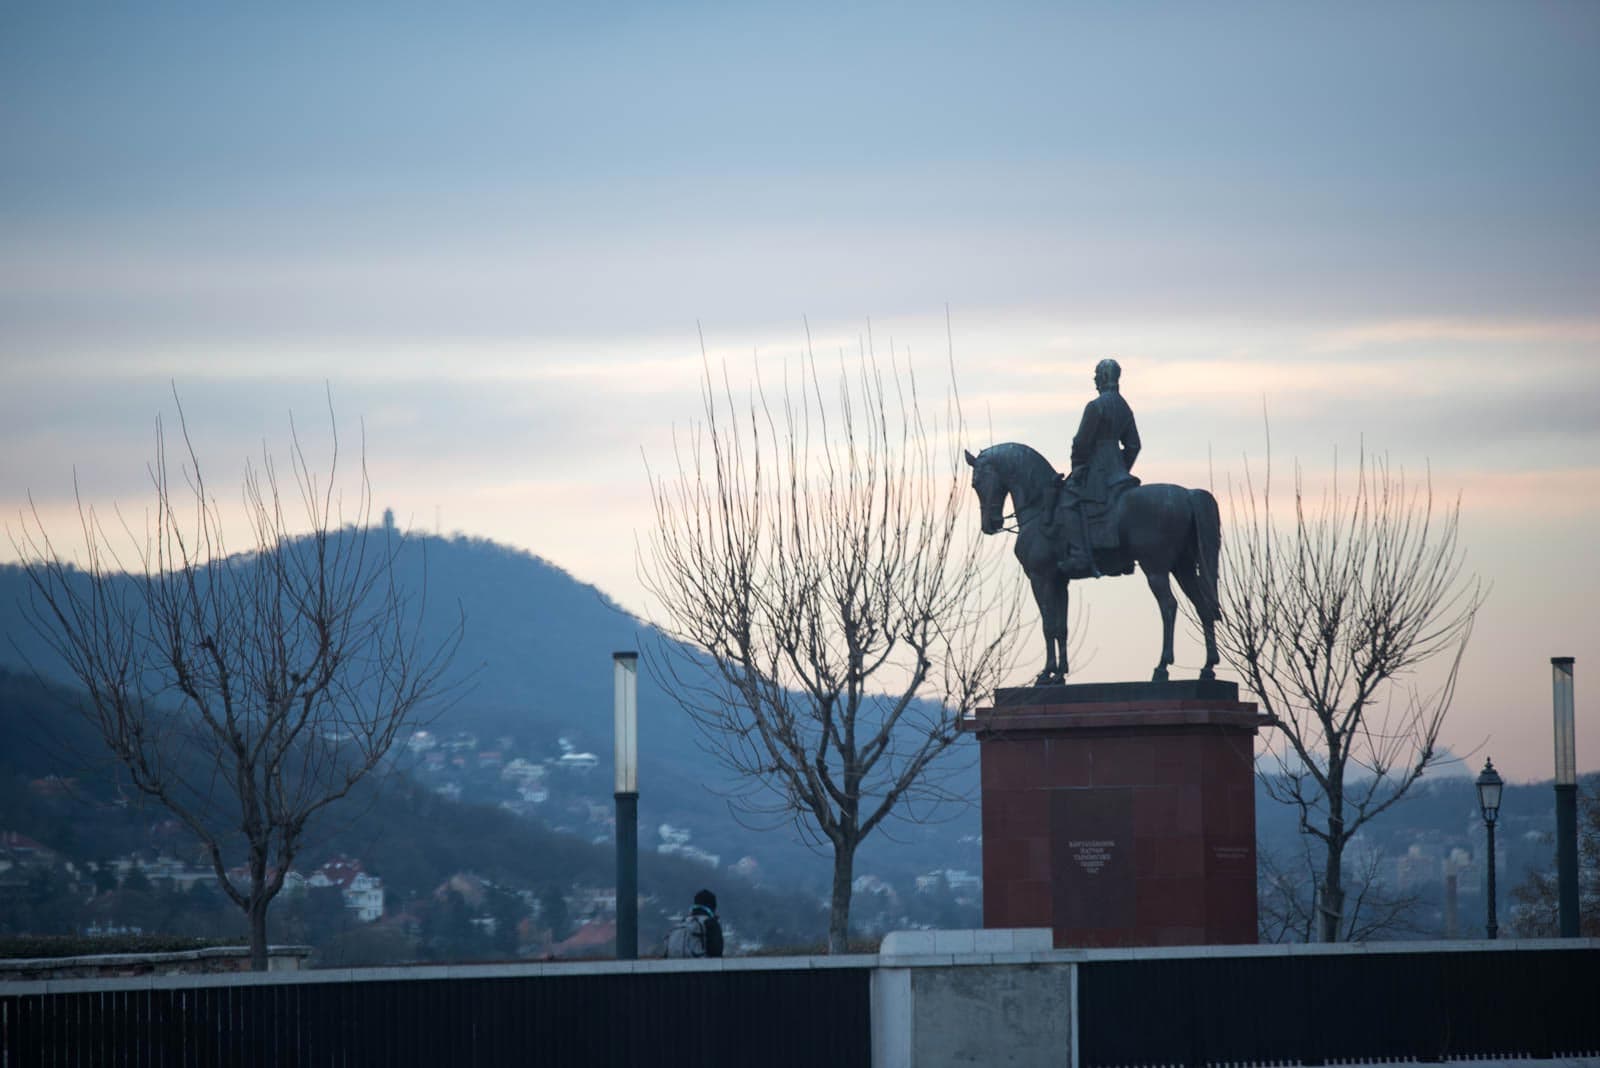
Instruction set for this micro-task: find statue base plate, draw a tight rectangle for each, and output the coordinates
[994,678,1239,707]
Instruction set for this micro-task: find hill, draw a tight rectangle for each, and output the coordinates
[0,531,985,935]
[0,668,830,958]
[5,529,1574,946]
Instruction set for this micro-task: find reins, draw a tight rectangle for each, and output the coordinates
[979,443,1055,535]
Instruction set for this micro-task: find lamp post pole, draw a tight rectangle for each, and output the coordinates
[614,651,639,960]
[1484,819,1498,941]
[1552,657,1579,938]
[1477,757,1504,941]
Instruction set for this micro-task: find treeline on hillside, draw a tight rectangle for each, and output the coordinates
[0,669,829,964]
[0,540,989,905]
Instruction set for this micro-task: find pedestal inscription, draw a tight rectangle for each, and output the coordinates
[1052,789,1134,930]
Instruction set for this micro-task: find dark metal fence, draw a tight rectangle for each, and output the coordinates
[1078,946,1600,1066]
[8,945,1598,1067]
[1,965,872,1067]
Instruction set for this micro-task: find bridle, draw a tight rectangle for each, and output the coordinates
[975,461,1022,534]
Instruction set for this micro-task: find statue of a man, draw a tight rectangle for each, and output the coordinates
[1059,358,1141,577]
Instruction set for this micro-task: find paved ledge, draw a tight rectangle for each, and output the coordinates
[0,952,881,995]
[0,945,312,982]
[1060,936,1600,962]
[2,937,1595,996]
[881,927,1054,957]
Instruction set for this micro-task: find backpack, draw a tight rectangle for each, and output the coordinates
[664,912,707,958]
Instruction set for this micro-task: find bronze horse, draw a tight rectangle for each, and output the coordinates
[965,442,1221,685]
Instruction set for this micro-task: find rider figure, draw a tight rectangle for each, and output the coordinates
[1059,358,1141,578]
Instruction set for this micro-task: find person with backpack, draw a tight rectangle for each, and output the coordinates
[665,888,724,958]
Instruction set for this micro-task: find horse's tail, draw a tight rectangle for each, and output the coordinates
[1189,488,1221,623]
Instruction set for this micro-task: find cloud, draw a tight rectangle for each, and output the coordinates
[1312,318,1600,351]
[1448,467,1600,519]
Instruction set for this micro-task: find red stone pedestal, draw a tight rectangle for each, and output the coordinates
[960,680,1264,947]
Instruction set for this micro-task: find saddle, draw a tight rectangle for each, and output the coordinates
[1048,476,1138,577]
[1080,497,1120,550]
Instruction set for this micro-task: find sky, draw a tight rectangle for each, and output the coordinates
[2,3,1597,782]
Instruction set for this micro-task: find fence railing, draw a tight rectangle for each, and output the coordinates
[0,960,874,1068]
[1075,942,1600,1067]
[4,941,1598,1067]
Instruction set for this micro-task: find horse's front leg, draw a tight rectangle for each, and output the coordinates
[1030,570,1066,685]
[1053,580,1071,679]
[1145,568,1177,683]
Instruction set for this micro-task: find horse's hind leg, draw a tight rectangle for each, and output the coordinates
[1144,567,1178,683]
[1172,564,1220,681]
[1197,616,1218,681]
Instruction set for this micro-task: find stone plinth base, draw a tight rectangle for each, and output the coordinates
[960,680,1264,948]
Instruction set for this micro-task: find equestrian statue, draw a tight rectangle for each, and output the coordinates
[965,358,1221,686]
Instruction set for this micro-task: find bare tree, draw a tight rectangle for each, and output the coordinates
[1510,781,1600,937]
[1257,837,1423,943]
[1256,843,1319,944]
[1218,447,1484,942]
[641,337,1022,952]
[11,398,460,969]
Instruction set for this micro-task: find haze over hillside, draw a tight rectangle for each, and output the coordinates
[0,529,985,903]
[2,528,1585,949]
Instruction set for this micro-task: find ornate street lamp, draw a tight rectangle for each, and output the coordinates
[1476,757,1504,940]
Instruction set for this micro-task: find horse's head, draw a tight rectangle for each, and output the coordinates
[964,448,1006,535]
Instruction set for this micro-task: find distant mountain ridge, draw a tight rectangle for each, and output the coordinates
[0,530,983,900]
[0,527,1587,940]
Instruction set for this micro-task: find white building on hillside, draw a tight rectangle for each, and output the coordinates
[558,751,598,772]
[309,857,386,923]
[343,873,385,922]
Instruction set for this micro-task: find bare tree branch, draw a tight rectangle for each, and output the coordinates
[640,331,1023,951]
[11,394,462,969]
[1510,782,1600,937]
[1220,437,1484,942]
[1257,836,1425,943]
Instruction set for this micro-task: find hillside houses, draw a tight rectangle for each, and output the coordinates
[306,856,386,922]
[116,854,218,892]
[0,830,60,872]
[914,869,980,900]
[657,824,720,869]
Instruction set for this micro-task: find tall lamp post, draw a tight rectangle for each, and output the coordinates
[613,651,639,960]
[1476,757,1504,941]
[1551,657,1579,938]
